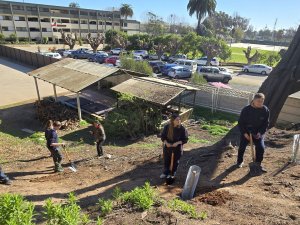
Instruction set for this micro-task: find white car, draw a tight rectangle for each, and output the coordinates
[133,50,148,58]
[133,55,143,61]
[195,56,219,66]
[243,64,272,75]
[110,48,123,55]
[148,54,159,60]
[44,52,62,59]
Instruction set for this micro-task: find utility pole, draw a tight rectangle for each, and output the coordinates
[272,18,278,51]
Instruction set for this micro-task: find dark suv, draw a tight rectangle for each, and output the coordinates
[148,61,166,74]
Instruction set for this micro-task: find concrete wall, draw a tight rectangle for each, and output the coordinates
[278,97,300,124]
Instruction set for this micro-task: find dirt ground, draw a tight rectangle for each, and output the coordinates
[0,104,299,225]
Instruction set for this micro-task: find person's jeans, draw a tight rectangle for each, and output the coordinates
[96,140,105,156]
[50,149,63,165]
[237,134,265,164]
[0,166,9,181]
[163,145,183,176]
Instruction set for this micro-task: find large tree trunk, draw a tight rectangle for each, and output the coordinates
[258,25,300,127]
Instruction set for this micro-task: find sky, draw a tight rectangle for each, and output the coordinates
[6,0,300,30]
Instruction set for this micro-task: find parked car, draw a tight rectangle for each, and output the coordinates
[76,48,90,51]
[110,48,123,55]
[168,66,192,79]
[195,56,220,66]
[148,54,159,60]
[175,59,197,73]
[161,63,177,75]
[198,66,232,83]
[96,50,109,56]
[133,55,143,61]
[44,52,62,59]
[169,54,187,62]
[243,64,272,75]
[71,50,92,59]
[133,50,148,58]
[148,61,166,74]
[56,48,66,56]
[105,56,120,66]
[95,55,108,64]
[63,49,75,57]
[161,54,169,61]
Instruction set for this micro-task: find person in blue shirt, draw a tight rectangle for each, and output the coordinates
[0,165,11,185]
[237,93,270,173]
[45,120,66,172]
[160,113,189,180]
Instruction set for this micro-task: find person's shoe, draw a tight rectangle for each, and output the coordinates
[236,162,244,168]
[4,179,12,185]
[260,166,267,173]
[160,173,167,179]
[54,164,64,172]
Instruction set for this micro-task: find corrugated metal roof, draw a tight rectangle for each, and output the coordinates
[111,78,186,106]
[28,58,119,92]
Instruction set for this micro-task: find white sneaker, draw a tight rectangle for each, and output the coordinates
[160,173,167,179]
[237,162,244,168]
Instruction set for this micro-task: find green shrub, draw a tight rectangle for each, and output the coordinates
[0,193,35,225]
[29,132,46,145]
[188,136,210,144]
[121,182,157,211]
[97,198,113,216]
[112,186,123,200]
[44,193,90,225]
[42,37,49,44]
[120,57,153,76]
[168,198,207,220]
[201,124,230,136]
[190,73,207,85]
[0,33,6,42]
[9,33,18,43]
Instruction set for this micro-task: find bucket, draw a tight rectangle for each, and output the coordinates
[181,165,201,200]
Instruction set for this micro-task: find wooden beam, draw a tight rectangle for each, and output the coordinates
[53,84,57,101]
[193,91,196,108]
[34,77,41,102]
[76,93,82,121]
[178,93,182,113]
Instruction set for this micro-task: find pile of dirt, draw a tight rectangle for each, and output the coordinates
[35,99,80,130]
[196,190,233,206]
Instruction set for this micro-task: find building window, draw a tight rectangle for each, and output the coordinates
[53,28,58,32]
[90,30,98,33]
[16,27,27,31]
[80,29,88,33]
[12,5,25,10]
[0,16,12,20]
[114,14,120,18]
[26,6,37,11]
[0,4,10,10]
[62,28,71,32]
[71,20,79,24]
[106,22,112,26]
[40,8,50,12]
[80,20,87,24]
[70,10,78,15]
[60,10,69,14]
[114,23,120,26]
[28,17,39,22]
[80,11,88,16]
[123,23,128,27]
[61,19,70,23]
[89,12,96,16]
[72,29,79,33]
[42,28,51,32]
[40,18,50,22]
[98,21,103,25]
[89,20,96,25]
[14,16,26,21]
[29,27,40,32]
[2,27,9,31]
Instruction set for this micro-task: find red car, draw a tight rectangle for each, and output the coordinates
[105,56,119,66]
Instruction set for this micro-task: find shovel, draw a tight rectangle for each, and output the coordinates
[166,151,175,185]
[63,146,77,172]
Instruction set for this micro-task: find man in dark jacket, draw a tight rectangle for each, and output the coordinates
[237,93,270,172]
[90,121,106,157]
[0,165,12,185]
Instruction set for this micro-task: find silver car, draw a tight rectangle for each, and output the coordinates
[168,66,192,79]
[243,64,272,75]
[198,66,232,83]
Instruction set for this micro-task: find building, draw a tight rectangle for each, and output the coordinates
[0,0,140,42]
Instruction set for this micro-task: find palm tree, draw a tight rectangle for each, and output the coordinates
[120,4,133,20]
[187,0,216,35]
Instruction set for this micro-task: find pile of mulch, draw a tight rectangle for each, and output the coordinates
[196,190,233,206]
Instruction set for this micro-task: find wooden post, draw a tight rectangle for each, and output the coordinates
[53,84,57,101]
[97,81,101,90]
[34,77,41,102]
[76,93,82,121]
[178,93,182,113]
[193,90,196,108]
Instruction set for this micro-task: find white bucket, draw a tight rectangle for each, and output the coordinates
[181,165,201,200]
[291,134,300,164]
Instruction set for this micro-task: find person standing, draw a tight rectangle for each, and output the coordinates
[90,121,106,157]
[160,113,189,180]
[0,165,11,185]
[237,93,270,172]
[45,121,65,172]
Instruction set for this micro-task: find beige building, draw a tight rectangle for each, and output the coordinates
[0,0,140,42]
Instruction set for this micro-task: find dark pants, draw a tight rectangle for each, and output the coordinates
[96,140,105,156]
[163,145,183,176]
[238,134,265,164]
[0,166,9,182]
[50,149,63,165]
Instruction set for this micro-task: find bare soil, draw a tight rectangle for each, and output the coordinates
[0,104,299,225]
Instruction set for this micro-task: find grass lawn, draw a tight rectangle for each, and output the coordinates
[227,47,277,64]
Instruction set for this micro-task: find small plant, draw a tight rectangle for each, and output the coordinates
[112,186,123,200]
[121,182,157,211]
[96,217,103,225]
[201,124,230,136]
[29,132,46,145]
[44,192,89,225]
[9,33,19,43]
[97,198,113,216]
[188,136,210,144]
[79,120,89,127]
[168,198,207,220]
[0,193,35,225]
[43,37,49,44]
